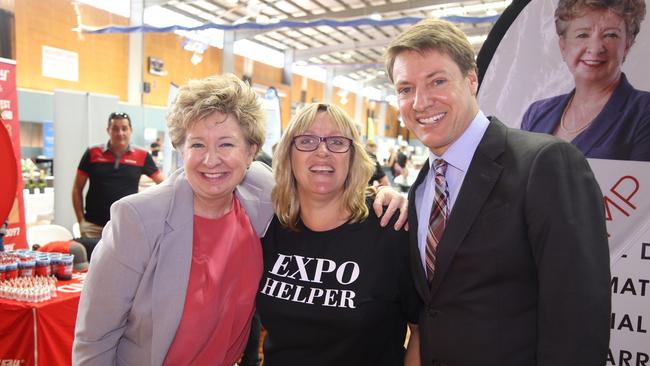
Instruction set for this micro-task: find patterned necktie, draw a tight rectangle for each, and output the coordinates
[426,159,448,284]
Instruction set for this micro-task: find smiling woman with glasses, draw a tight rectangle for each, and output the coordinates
[256,102,421,366]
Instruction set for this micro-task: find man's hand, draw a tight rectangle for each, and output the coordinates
[373,186,408,230]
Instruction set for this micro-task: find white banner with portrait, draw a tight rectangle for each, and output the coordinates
[476,0,650,362]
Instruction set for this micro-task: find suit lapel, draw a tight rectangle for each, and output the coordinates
[408,162,432,300]
[429,118,506,297]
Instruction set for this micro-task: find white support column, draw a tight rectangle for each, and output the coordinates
[222,31,235,74]
[324,67,334,103]
[377,100,388,137]
[283,49,294,85]
[127,0,144,104]
[354,89,364,128]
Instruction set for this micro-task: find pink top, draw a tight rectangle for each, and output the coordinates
[164,197,263,366]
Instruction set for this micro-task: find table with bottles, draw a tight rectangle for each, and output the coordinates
[0,250,85,366]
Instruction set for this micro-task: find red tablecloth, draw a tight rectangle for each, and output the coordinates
[0,273,86,366]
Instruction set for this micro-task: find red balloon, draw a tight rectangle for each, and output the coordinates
[0,121,18,223]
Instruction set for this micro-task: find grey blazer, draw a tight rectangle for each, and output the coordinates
[72,162,274,366]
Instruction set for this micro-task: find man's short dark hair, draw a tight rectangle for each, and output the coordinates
[108,112,132,129]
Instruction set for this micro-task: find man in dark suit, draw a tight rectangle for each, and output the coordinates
[386,19,610,365]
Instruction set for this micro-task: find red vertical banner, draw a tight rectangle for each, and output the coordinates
[0,57,27,250]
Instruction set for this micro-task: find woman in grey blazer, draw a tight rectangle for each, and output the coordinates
[73,74,407,366]
[73,74,274,366]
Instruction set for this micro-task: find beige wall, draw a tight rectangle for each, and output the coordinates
[13,0,383,136]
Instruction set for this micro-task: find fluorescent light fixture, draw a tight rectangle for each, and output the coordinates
[467,34,488,45]
[144,6,202,28]
[362,86,383,101]
[194,0,220,12]
[333,75,360,92]
[257,14,271,23]
[233,39,285,68]
[76,0,130,18]
[292,64,327,83]
[431,0,511,18]
[175,3,203,15]
[190,52,204,65]
[385,94,398,106]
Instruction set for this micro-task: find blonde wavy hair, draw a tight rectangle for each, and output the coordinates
[272,103,375,231]
[166,73,266,151]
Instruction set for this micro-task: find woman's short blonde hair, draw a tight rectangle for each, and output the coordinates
[555,0,646,43]
[272,103,375,231]
[385,18,476,83]
[166,73,266,151]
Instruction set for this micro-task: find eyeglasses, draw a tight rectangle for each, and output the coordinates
[109,112,130,120]
[292,135,353,153]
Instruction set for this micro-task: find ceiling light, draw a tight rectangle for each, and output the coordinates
[190,52,203,65]
[194,0,219,11]
[467,35,488,45]
[370,13,382,21]
[431,0,511,18]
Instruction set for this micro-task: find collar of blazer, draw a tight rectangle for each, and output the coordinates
[160,162,274,237]
[409,117,506,299]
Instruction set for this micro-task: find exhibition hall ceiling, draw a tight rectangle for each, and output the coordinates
[146,0,510,91]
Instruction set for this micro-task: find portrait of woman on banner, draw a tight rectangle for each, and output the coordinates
[520,0,650,161]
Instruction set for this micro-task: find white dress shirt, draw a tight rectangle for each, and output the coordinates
[415,110,490,273]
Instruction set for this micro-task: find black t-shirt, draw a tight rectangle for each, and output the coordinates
[257,202,420,366]
[77,144,160,226]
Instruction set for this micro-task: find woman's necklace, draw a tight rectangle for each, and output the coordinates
[559,94,595,135]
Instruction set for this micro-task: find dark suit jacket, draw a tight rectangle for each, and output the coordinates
[521,73,650,161]
[408,118,610,366]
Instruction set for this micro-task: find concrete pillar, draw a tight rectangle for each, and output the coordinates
[222,31,235,74]
[377,101,387,137]
[324,67,334,103]
[354,90,364,131]
[283,49,293,85]
[127,0,144,104]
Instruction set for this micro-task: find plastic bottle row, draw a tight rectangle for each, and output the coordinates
[0,276,58,303]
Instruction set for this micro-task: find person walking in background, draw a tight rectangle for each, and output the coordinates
[71,112,164,238]
[149,138,161,157]
[386,19,610,365]
[386,146,399,178]
[257,103,421,366]
[521,0,649,161]
[396,144,408,173]
[365,139,389,186]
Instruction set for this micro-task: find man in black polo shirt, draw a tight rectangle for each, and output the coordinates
[72,112,164,238]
